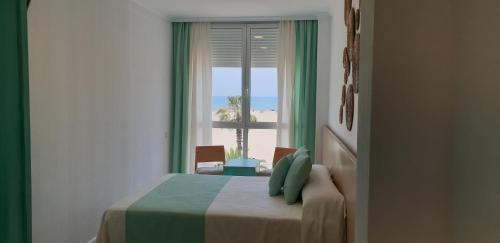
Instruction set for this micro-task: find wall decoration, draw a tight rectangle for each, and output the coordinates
[339,104,344,124]
[341,85,346,106]
[339,1,360,131]
[355,9,361,31]
[343,47,350,84]
[347,8,355,59]
[346,84,354,131]
[352,33,360,93]
[339,85,346,123]
[345,0,352,26]
[343,47,350,69]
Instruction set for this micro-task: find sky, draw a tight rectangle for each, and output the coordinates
[212,67,277,97]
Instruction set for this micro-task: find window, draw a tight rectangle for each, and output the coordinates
[211,23,279,169]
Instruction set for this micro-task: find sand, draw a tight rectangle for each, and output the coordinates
[212,110,277,169]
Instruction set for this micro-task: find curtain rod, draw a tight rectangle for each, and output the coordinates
[170,15,319,23]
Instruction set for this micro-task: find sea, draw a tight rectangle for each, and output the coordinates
[212,96,277,111]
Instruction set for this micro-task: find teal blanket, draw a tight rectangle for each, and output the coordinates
[126,174,231,243]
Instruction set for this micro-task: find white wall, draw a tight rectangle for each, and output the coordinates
[354,0,374,241]
[329,1,500,242]
[451,0,500,242]
[28,0,171,242]
[128,1,171,192]
[355,0,500,242]
[315,13,332,163]
[327,0,359,153]
[359,0,455,243]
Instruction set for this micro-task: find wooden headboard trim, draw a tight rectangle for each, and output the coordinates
[321,126,357,243]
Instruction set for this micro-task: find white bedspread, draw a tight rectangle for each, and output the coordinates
[301,165,346,243]
[97,167,345,243]
[205,176,302,243]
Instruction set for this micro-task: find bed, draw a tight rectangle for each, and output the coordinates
[96,126,356,243]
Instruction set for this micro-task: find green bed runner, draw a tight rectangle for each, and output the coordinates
[126,174,231,243]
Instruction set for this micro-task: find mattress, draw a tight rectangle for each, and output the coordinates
[96,165,345,243]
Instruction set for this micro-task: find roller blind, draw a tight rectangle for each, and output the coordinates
[210,27,243,67]
[210,25,279,68]
[250,27,279,68]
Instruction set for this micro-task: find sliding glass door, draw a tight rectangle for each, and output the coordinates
[211,23,279,168]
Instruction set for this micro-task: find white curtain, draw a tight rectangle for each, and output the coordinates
[277,21,296,147]
[187,22,213,173]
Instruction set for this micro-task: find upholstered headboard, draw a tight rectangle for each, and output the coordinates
[321,126,357,243]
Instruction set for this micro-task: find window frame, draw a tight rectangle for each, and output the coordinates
[211,22,279,159]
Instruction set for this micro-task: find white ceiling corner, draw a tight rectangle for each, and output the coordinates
[133,0,333,20]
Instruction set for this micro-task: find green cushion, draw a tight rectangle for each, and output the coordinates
[293,146,309,158]
[268,154,294,196]
[283,154,312,204]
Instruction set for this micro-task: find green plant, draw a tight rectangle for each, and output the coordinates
[216,96,257,151]
[225,148,242,161]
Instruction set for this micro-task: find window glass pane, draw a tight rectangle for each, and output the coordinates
[250,27,278,123]
[210,24,279,162]
[211,27,243,122]
[250,68,278,123]
[212,68,242,122]
[212,128,242,161]
[247,129,277,170]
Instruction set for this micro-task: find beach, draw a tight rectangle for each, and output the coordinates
[212,109,277,169]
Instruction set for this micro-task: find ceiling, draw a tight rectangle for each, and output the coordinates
[134,0,333,19]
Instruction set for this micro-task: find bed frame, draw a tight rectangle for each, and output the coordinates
[321,126,357,243]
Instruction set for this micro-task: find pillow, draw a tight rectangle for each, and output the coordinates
[293,146,309,158]
[283,154,312,204]
[301,165,345,243]
[268,154,294,196]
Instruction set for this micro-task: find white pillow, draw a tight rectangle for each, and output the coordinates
[300,164,346,243]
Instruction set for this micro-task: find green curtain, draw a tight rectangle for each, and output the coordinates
[169,22,191,173]
[293,20,318,162]
[0,0,31,242]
